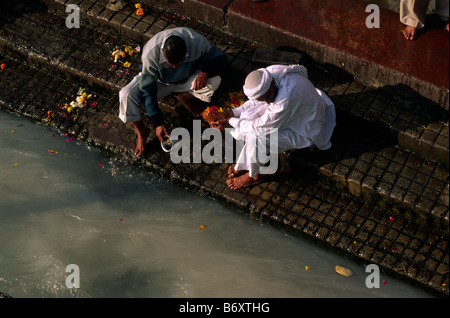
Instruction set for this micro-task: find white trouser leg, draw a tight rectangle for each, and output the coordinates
[400,0,430,29]
[119,73,144,123]
[119,73,222,123]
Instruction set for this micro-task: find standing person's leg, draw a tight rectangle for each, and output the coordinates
[400,0,430,39]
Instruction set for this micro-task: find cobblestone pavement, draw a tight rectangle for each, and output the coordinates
[0,0,448,296]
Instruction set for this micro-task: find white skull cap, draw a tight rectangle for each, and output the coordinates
[243,68,272,99]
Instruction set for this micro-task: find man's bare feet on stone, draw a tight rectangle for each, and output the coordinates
[227,172,264,190]
[227,164,246,178]
[402,25,418,40]
[131,121,151,157]
[135,126,150,157]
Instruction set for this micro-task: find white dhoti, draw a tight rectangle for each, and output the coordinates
[119,72,221,123]
[231,65,336,178]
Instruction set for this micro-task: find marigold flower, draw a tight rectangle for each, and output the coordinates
[135,3,142,9]
[136,8,145,16]
[0,63,6,70]
[123,61,131,68]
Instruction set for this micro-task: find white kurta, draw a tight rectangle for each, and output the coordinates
[229,64,336,177]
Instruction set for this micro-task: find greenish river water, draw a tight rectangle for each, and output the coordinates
[0,111,434,298]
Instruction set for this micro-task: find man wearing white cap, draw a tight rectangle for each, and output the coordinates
[211,64,336,190]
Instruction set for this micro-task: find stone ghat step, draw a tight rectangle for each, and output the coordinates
[3,0,449,167]
[0,53,448,297]
[0,0,448,230]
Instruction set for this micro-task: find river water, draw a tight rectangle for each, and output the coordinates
[0,111,434,298]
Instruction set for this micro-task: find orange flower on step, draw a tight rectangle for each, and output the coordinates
[136,8,145,16]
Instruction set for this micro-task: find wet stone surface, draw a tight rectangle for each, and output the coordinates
[0,0,448,296]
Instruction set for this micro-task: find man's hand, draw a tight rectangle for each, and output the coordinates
[155,124,169,142]
[193,72,208,91]
[210,118,229,131]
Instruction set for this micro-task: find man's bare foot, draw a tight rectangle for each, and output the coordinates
[135,126,150,157]
[227,173,264,190]
[130,121,151,157]
[177,92,205,117]
[402,25,418,40]
[227,164,246,178]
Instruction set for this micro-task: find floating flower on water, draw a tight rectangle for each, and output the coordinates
[382,280,387,285]
[305,266,311,271]
[123,61,131,68]
[389,216,394,222]
[0,63,6,70]
[335,265,352,277]
[200,225,206,230]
